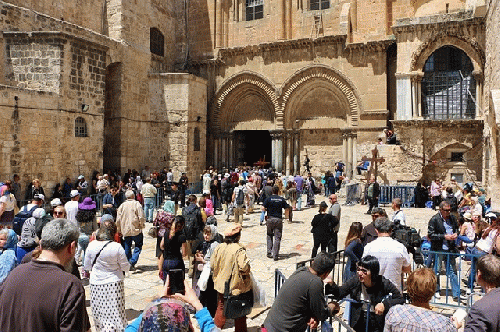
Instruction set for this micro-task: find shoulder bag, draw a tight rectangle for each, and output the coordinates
[223,248,254,319]
[92,241,113,268]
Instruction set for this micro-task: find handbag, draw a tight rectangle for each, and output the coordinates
[223,249,254,319]
[147,226,158,238]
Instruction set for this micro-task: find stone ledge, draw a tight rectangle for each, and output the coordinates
[391,119,484,128]
[3,31,108,51]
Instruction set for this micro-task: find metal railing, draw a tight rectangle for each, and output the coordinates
[379,185,415,208]
[420,250,485,309]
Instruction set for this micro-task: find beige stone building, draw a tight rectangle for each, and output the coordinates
[0,0,498,204]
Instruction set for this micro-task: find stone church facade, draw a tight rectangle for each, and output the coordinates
[0,0,498,206]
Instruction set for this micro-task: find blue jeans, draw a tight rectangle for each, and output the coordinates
[468,247,487,289]
[297,193,302,210]
[260,210,266,223]
[144,197,155,222]
[123,233,144,266]
[431,252,460,298]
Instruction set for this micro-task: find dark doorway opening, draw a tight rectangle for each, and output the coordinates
[235,130,272,167]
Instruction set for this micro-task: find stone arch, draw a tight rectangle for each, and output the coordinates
[214,71,278,133]
[411,34,484,73]
[280,65,363,128]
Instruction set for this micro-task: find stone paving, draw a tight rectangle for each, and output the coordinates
[83,196,444,331]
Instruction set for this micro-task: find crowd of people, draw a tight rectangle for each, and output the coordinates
[0,164,499,332]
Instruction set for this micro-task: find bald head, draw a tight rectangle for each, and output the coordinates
[329,194,338,204]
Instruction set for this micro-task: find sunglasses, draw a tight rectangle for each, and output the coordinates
[53,211,65,216]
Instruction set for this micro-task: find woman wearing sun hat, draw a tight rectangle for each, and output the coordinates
[210,223,252,331]
[76,197,98,269]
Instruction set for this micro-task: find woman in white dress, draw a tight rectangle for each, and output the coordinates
[84,220,129,331]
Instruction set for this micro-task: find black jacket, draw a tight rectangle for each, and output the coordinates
[327,275,404,331]
[427,212,459,252]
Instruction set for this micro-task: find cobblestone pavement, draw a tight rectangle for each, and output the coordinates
[83,196,445,331]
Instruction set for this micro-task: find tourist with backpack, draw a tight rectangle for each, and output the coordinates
[182,195,204,278]
[13,194,44,235]
[232,180,246,225]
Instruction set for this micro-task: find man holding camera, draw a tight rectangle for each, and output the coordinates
[363,217,411,292]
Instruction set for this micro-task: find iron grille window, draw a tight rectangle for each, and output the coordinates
[75,117,88,137]
[310,0,330,10]
[246,0,264,21]
[150,28,165,57]
[421,46,476,120]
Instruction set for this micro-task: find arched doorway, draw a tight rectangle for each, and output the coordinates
[213,73,278,168]
[281,65,361,176]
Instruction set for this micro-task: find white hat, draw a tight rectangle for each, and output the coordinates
[50,198,62,207]
[32,208,46,219]
[78,175,84,180]
[70,190,80,198]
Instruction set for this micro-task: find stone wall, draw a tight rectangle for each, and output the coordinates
[299,129,343,174]
[3,0,107,33]
[484,0,500,208]
[0,85,103,197]
[391,120,483,185]
[150,73,207,181]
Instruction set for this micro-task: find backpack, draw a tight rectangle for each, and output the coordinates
[13,205,38,236]
[236,187,245,206]
[182,205,201,240]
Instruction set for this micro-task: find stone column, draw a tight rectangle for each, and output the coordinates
[216,0,223,48]
[228,134,234,167]
[221,136,226,167]
[342,133,347,165]
[214,138,219,169]
[271,132,278,168]
[347,134,353,177]
[279,0,286,39]
[473,70,483,116]
[286,132,293,175]
[396,73,413,120]
[410,72,423,119]
[293,131,300,174]
[352,134,357,179]
[276,132,284,172]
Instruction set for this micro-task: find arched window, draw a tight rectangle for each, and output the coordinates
[150,28,165,57]
[75,117,88,137]
[246,0,264,21]
[421,46,476,120]
[193,127,201,151]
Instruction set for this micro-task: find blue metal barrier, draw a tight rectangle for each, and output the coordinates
[274,269,286,298]
[419,250,484,309]
[379,185,415,208]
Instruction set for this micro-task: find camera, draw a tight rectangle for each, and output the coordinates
[392,223,425,265]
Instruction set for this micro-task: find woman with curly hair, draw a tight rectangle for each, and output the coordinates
[76,197,98,269]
